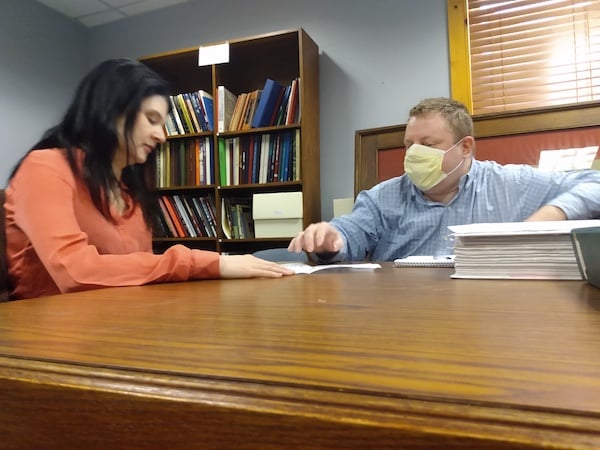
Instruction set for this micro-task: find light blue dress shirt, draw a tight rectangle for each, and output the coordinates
[328,159,600,261]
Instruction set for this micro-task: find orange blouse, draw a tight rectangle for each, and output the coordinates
[5,149,219,300]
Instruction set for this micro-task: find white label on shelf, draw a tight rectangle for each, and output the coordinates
[198,42,230,66]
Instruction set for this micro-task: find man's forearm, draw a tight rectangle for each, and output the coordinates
[525,205,567,221]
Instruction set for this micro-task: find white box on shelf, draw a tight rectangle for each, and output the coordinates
[252,192,303,238]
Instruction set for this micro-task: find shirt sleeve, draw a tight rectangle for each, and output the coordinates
[328,186,387,261]
[10,151,220,294]
[499,164,600,220]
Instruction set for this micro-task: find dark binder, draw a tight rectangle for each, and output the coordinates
[570,226,600,288]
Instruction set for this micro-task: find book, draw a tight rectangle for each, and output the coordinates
[251,79,285,128]
[448,220,600,280]
[164,110,178,136]
[218,138,227,185]
[188,91,209,132]
[172,194,197,237]
[273,85,291,126]
[229,92,248,131]
[570,226,600,288]
[268,86,286,126]
[191,196,217,237]
[217,86,237,133]
[174,94,195,134]
[180,195,205,237]
[197,90,214,131]
[183,92,202,133]
[221,198,233,239]
[157,196,178,237]
[393,255,455,268]
[160,196,186,238]
[281,263,382,274]
[241,89,261,130]
[285,78,300,125]
[167,96,185,135]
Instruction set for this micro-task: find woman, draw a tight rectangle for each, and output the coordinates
[5,58,293,300]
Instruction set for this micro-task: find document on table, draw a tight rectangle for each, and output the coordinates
[281,263,382,274]
[447,220,600,236]
[393,255,455,268]
[447,220,600,280]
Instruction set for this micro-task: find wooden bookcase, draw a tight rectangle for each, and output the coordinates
[140,29,320,254]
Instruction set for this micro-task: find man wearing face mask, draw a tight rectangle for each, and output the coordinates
[288,97,600,262]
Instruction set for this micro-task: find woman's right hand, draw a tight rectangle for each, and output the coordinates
[219,254,295,279]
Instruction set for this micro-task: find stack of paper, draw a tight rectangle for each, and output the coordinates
[448,220,600,280]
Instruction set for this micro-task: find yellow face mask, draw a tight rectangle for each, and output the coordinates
[404,140,463,191]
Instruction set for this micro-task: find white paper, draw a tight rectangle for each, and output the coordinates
[198,42,229,66]
[538,146,598,171]
[281,263,381,274]
[448,220,600,237]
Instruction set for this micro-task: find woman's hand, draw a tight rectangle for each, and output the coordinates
[219,254,295,279]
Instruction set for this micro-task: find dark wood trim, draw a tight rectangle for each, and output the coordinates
[472,102,600,138]
[355,102,600,195]
[354,124,406,197]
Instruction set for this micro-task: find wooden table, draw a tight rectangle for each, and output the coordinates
[1,264,600,449]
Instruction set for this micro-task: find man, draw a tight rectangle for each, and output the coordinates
[288,97,600,261]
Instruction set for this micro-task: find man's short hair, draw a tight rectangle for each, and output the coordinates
[409,97,474,140]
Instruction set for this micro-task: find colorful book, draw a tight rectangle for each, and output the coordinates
[168,96,185,135]
[160,196,186,237]
[273,85,291,126]
[251,79,285,128]
[285,78,300,125]
[157,196,178,237]
[197,90,214,131]
[174,94,195,134]
[217,86,237,133]
[183,93,202,133]
[229,92,248,131]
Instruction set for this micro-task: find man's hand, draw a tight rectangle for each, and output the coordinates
[287,222,344,254]
[525,205,567,221]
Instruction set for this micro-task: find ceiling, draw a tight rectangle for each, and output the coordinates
[36,0,191,27]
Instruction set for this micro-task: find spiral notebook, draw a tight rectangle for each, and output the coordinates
[393,255,455,268]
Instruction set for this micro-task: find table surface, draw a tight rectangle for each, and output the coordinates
[2,263,600,449]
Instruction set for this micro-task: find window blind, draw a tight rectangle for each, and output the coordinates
[469,0,600,114]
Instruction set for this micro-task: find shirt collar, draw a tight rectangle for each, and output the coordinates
[461,157,478,190]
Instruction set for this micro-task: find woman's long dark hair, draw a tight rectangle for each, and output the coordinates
[10,58,171,230]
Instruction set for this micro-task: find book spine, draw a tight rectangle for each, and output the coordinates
[157,196,177,237]
[174,94,194,134]
[190,196,211,237]
[168,96,185,135]
[172,194,197,237]
[183,93,201,133]
[161,195,186,237]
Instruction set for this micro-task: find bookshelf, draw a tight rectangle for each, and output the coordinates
[140,29,320,254]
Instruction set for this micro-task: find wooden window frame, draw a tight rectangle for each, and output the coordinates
[355,102,600,195]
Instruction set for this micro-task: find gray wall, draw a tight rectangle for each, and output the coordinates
[1,0,450,220]
[1,1,88,184]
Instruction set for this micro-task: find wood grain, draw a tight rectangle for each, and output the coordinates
[1,264,600,449]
